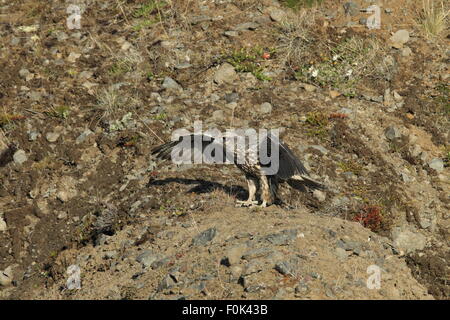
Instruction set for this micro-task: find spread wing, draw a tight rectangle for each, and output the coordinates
[151,134,235,164]
[262,134,309,179]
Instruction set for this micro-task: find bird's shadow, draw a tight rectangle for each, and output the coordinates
[147,177,248,201]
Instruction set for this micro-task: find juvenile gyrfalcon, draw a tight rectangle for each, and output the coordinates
[151,131,324,207]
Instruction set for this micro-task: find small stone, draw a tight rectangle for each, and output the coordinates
[46,132,61,143]
[224,92,239,103]
[192,228,217,246]
[212,110,225,121]
[359,18,367,25]
[343,2,360,16]
[136,250,163,268]
[19,68,34,81]
[13,149,27,165]
[384,126,401,141]
[28,131,39,141]
[76,129,93,144]
[275,260,298,277]
[390,30,410,48]
[313,190,326,202]
[67,52,81,63]
[393,91,403,102]
[157,274,176,292]
[391,227,426,254]
[310,145,329,155]
[260,102,272,114]
[224,245,247,266]
[268,7,287,22]
[329,90,341,98]
[401,47,412,57]
[385,8,393,14]
[428,158,444,173]
[302,83,317,92]
[162,77,182,90]
[233,22,259,31]
[0,215,7,232]
[265,229,298,245]
[335,247,348,260]
[57,212,68,220]
[0,267,13,287]
[214,63,238,85]
[242,248,274,260]
[175,62,191,70]
[78,71,93,79]
[27,91,42,101]
[223,31,238,37]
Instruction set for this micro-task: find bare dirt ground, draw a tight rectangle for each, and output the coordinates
[0,0,448,299]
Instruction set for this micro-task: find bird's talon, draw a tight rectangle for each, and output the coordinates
[236,200,259,207]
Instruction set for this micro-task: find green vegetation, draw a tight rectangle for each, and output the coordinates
[224,47,275,81]
[133,0,166,18]
[294,36,384,95]
[282,0,324,9]
[46,105,71,119]
[304,111,329,139]
[132,0,166,30]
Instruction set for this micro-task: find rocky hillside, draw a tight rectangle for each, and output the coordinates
[0,0,448,299]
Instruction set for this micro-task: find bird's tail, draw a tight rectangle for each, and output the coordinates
[151,140,179,161]
[288,175,325,191]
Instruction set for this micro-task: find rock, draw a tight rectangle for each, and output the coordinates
[359,18,367,25]
[157,274,176,292]
[265,229,298,245]
[27,91,42,101]
[76,129,94,144]
[13,149,27,165]
[136,250,164,268]
[329,90,341,98]
[310,145,328,155]
[275,259,299,277]
[175,63,191,70]
[390,30,410,48]
[223,31,238,37]
[0,215,7,232]
[162,77,182,90]
[0,266,13,287]
[260,102,272,114]
[391,227,426,254]
[46,132,61,143]
[242,248,274,260]
[313,190,326,202]
[28,131,39,141]
[335,247,348,260]
[192,228,217,246]
[214,63,238,85]
[19,68,34,81]
[384,126,401,141]
[224,245,247,266]
[78,71,93,79]
[67,52,81,63]
[401,47,412,57]
[385,8,393,14]
[428,158,444,173]
[224,92,239,103]
[268,7,287,22]
[301,83,317,92]
[212,110,225,121]
[233,22,259,31]
[393,91,403,102]
[343,2,360,16]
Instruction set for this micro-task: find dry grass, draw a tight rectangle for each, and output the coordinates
[417,0,449,39]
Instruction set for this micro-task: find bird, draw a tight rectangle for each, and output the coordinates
[151,130,325,207]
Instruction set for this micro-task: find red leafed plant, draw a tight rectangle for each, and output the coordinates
[352,205,383,231]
